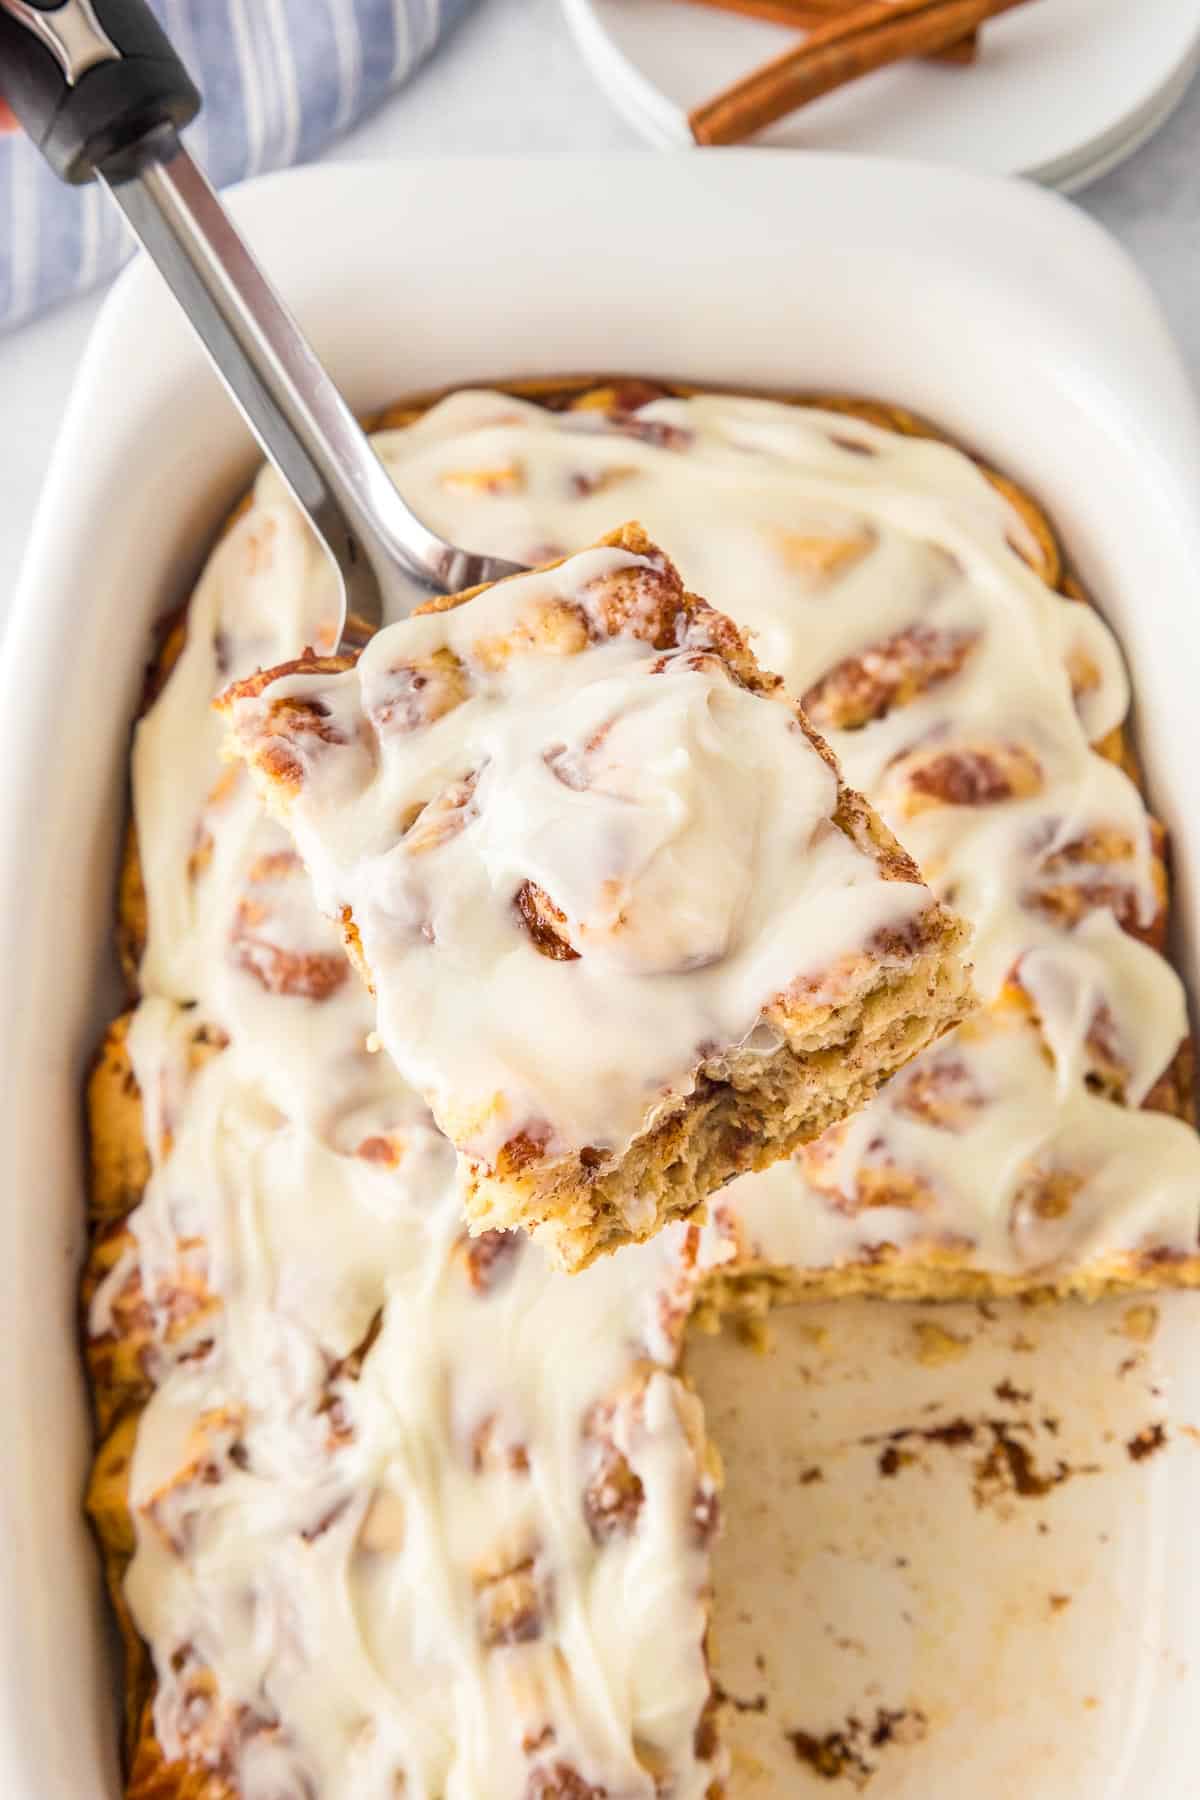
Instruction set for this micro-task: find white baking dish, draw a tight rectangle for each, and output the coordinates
[2,152,1200,1798]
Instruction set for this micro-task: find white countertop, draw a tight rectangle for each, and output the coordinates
[1,0,1197,627]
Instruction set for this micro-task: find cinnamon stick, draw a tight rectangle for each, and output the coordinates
[689,0,1033,146]
[680,0,886,20]
[676,0,978,61]
[934,30,979,61]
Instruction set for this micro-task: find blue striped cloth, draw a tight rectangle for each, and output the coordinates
[0,0,473,330]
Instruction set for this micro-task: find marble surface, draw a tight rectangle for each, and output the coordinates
[1,0,1197,632]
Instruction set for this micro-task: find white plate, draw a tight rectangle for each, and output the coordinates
[564,0,1200,188]
[3,152,1200,1796]
[1054,42,1200,193]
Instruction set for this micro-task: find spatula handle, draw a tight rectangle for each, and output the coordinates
[0,0,199,183]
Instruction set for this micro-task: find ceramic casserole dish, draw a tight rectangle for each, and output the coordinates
[2,152,1200,1797]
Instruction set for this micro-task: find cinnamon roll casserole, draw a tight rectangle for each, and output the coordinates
[85,380,1200,1800]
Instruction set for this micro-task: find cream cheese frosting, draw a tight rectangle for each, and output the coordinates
[96,385,1200,1800]
[224,537,936,1181]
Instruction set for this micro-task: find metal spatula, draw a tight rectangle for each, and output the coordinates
[0,0,527,645]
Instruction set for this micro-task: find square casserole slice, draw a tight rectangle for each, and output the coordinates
[219,523,973,1271]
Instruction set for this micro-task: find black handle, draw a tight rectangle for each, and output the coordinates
[0,0,200,184]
